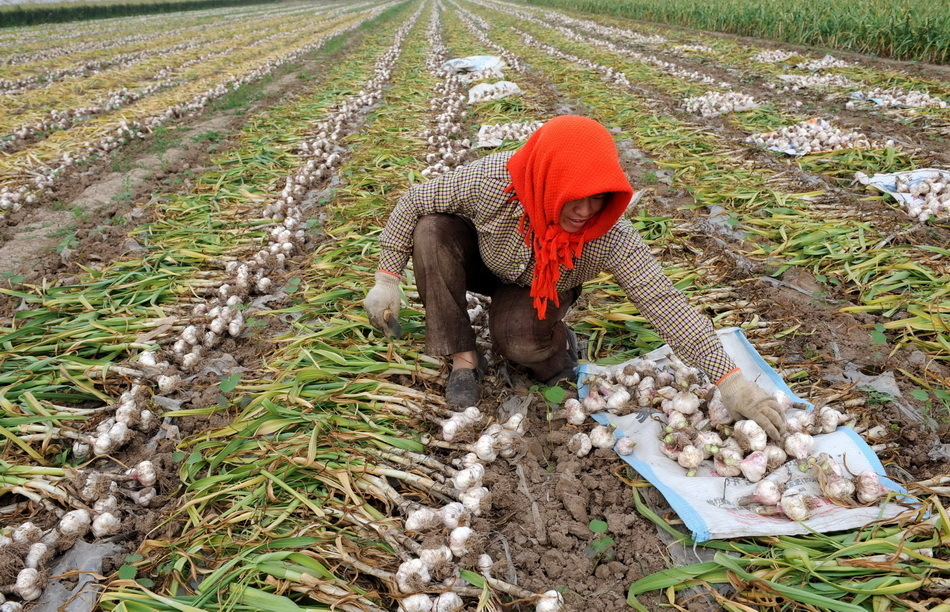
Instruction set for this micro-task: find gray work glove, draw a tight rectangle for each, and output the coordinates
[717,371,785,441]
[363,271,402,338]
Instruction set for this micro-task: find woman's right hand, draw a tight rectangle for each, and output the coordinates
[363,271,402,337]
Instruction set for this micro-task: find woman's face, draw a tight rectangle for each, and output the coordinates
[559,193,608,233]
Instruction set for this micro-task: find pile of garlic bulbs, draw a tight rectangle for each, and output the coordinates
[848,87,948,109]
[566,355,889,521]
[795,54,851,71]
[855,170,950,221]
[747,119,885,155]
[751,49,797,63]
[775,73,855,90]
[474,120,542,148]
[683,91,759,117]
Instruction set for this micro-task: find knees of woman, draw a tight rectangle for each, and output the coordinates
[491,320,561,368]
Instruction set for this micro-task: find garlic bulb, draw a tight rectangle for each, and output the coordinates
[14,568,44,601]
[395,558,431,594]
[615,437,636,455]
[563,398,587,425]
[739,451,767,482]
[780,489,815,521]
[59,509,91,538]
[439,502,467,529]
[453,464,484,491]
[589,425,616,449]
[738,479,783,506]
[433,592,464,612]
[459,486,490,514]
[477,553,493,575]
[448,526,473,557]
[398,593,433,612]
[535,590,564,612]
[855,470,888,504]
[92,513,122,538]
[763,445,788,470]
[418,545,452,568]
[12,522,42,545]
[784,432,815,461]
[405,507,442,532]
[733,420,767,452]
[714,449,742,477]
[677,445,703,476]
[24,542,50,569]
[567,432,592,457]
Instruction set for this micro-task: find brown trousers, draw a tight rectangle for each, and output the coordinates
[412,214,579,382]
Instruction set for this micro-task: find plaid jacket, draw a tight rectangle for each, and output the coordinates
[379,151,736,381]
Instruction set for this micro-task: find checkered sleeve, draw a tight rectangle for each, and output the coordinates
[606,224,736,382]
[377,162,486,276]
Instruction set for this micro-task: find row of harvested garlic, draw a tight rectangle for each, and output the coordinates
[0,5,387,216]
[683,91,759,118]
[747,118,886,155]
[2,459,158,602]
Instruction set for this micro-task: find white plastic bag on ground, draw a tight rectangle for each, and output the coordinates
[442,55,504,74]
[467,81,522,104]
[578,327,908,542]
[854,168,950,221]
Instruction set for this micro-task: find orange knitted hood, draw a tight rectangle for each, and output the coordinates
[506,115,634,319]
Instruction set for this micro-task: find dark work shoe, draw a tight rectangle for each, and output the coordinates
[446,367,480,407]
[545,327,580,387]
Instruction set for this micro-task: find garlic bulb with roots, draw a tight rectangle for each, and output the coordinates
[567,432,592,457]
[733,420,767,452]
[459,486,490,514]
[12,522,42,545]
[477,553,493,575]
[440,502,467,529]
[855,470,888,504]
[418,545,453,569]
[448,526,473,557]
[780,489,816,521]
[605,386,631,411]
[664,390,701,415]
[738,479,783,506]
[764,444,788,470]
[562,398,587,425]
[395,558,431,594]
[535,590,564,612]
[453,464,484,491]
[59,509,91,538]
[406,507,442,532]
[433,592,464,612]
[24,542,50,569]
[590,425,617,449]
[14,567,44,601]
[399,593,434,612]
[92,513,122,538]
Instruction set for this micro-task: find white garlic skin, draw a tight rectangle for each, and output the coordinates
[398,593,433,612]
[433,592,464,612]
[448,526,473,557]
[14,567,43,601]
[92,513,122,538]
[59,509,92,538]
[589,425,617,449]
[535,589,564,612]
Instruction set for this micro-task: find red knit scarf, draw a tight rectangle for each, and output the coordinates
[506,116,634,319]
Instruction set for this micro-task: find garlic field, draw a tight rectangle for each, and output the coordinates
[1,1,949,611]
